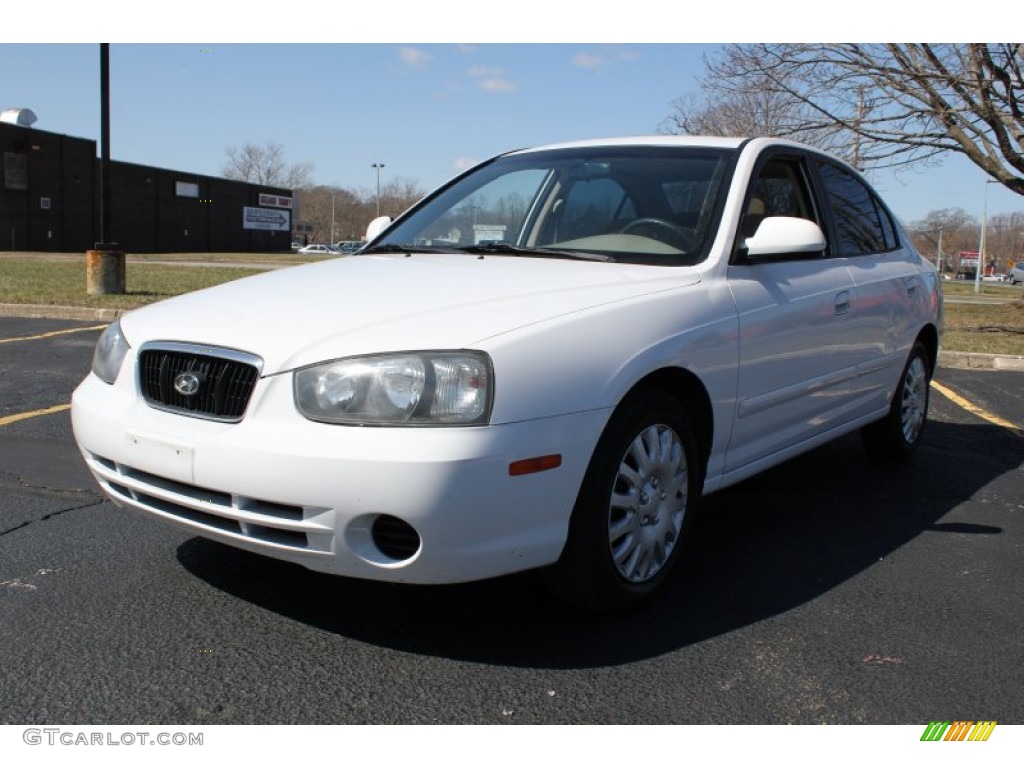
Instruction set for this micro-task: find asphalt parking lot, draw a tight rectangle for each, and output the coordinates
[1,316,1022,725]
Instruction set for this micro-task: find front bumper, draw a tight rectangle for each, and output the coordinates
[71,365,608,584]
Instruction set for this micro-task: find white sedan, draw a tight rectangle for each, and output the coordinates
[72,136,942,611]
[297,244,333,255]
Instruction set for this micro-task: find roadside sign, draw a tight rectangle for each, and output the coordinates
[242,206,290,231]
[259,193,292,209]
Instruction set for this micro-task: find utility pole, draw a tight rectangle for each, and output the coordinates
[974,181,998,294]
[99,43,111,247]
[87,43,125,295]
[851,86,865,171]
[372,162,385,218]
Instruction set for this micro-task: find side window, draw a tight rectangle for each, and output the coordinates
[814,160,898,256]
[742,157,816,239]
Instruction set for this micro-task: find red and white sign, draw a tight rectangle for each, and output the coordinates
[259,194,292,209]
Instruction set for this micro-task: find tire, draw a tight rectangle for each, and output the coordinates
[860,342,931,461]
[545,390,702,612]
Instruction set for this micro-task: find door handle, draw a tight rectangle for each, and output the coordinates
[834,290,851,315]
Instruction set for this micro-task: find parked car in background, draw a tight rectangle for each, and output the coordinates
[72,136,942,612]
[297,244,333,256]
[1010,262,1024,285]
[334,240,366,254]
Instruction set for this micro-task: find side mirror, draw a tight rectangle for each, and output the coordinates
[364,216,393,242]
[742,216,826,259]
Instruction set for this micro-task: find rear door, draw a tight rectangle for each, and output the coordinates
[810,157,922,414]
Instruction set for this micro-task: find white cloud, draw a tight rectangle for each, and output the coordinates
[397,46,430,70]
[468,64,503,78]
[452,156,477,172]
[467,64,517,93]
[572,52,604,69]
[477,77,517,93]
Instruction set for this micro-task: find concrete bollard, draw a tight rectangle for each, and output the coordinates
[86,248,126,295]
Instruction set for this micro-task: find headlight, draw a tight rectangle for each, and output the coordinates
[91,320,131,384]
[294,352,492,426]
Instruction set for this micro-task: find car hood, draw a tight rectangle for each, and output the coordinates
[120,253,701,374]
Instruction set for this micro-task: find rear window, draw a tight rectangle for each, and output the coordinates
[813,160,899,256]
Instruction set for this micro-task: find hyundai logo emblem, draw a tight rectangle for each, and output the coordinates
[173,372,202,397]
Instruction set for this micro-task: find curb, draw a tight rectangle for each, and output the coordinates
[939,350,1024,372]
[0,303,127,322]
[2,303,1023,372]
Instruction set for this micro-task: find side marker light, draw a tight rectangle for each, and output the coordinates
[508,454,562,476]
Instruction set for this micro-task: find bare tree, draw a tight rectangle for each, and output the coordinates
[664,44,1024,195]
[907,207,978,272]
[292,179,427,244]
[377,177,427,220]
[906,207,1024,274]
[987,210,1024,271]
[223,141,314,189]
[663,80,845,154]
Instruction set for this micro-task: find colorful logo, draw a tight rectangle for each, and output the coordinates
[921,721,997,742]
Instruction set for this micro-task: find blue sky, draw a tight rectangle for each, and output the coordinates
[3,6,1021,226]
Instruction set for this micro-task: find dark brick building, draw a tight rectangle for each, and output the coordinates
[1,122,292,253]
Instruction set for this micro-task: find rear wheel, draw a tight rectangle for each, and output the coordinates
[861,342,931,461]
[545,390,701,612]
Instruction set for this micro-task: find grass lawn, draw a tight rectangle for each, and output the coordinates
[0,256,265,311]
[2,253,1022,356]
[943,298,1024,356]
[941,280,1021,298]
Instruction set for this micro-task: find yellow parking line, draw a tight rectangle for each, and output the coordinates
[931,380,1021,433]
[0,324,106,344]
[0,404,71,427]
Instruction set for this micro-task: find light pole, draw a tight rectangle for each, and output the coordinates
[974,180,1000,294]
[330,193,335,245]
[371,162,385,218]
[914,227,944,274]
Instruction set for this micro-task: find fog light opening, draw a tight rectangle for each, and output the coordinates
[371,515,422,561]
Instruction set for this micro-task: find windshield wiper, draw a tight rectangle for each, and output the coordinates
[458,243,615,262]
[362,243,465,255]
[361,243,412,254]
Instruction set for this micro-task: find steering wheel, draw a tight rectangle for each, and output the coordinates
[620,218,696,252]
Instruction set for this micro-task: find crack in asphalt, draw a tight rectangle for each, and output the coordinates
[0,470,99,498]
[0,498,106,538]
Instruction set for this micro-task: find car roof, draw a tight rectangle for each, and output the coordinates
[503,135,830,160]
[509,136,747,153]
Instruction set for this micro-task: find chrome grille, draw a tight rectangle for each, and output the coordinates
[138,342,262,422]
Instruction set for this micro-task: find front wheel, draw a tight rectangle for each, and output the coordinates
[860,342,931,461]
[545,390,701,612]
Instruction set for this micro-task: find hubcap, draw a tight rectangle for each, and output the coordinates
[900,356,928,444]
[608,424,688,583]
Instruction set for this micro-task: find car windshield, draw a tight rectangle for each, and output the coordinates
[369,145,737,266]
